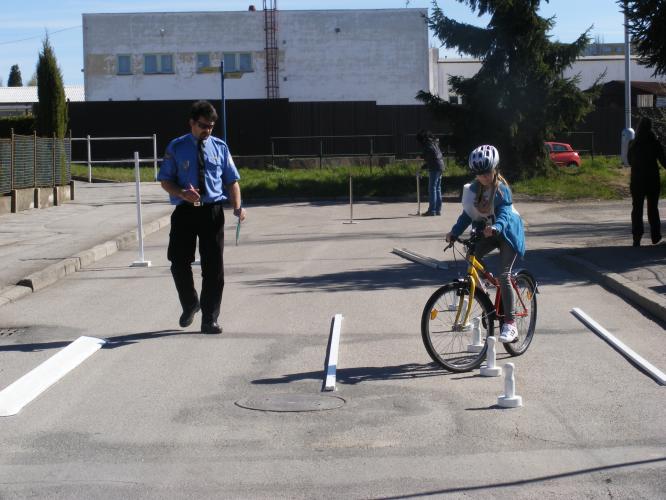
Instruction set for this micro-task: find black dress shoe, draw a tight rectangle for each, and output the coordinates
[179,302,200,328]
[201,321,223,334]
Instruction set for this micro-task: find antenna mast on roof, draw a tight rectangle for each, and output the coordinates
[263,0,279,99]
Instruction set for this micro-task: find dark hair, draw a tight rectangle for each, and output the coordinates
[190,100,218,122]
[416,129,434,145]
[636,117,653,138]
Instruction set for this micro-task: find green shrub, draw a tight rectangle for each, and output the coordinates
[0,115,35,137]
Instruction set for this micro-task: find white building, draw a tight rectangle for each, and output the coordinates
[437,54,666,103]
[82,8,434,105]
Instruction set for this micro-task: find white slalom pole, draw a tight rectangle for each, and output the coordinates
[343,174,357,224]
[130,152,151,267]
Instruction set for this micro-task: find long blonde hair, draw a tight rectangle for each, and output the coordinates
[474,170,509,206]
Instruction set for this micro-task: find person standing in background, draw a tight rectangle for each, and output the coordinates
[416,130,445,216]
[627,117,666,246]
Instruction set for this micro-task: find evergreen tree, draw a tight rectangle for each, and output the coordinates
[8,64,23,86]
[34,35,68,138]
[418,0,597,178]
[621,0,666,77]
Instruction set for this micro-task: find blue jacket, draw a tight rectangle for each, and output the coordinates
[158,133,240,205]
[451,180,525,257]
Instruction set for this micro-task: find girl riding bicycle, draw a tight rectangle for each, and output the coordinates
[445,145,525,343]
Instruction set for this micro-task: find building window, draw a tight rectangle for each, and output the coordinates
[197,53,211,72]
[144,54,174,74]
[449,95,461,105]
[637,94,654,108]
[223,52,253,73]
[117,55,132,75]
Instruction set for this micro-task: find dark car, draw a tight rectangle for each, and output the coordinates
[545,141,581,167]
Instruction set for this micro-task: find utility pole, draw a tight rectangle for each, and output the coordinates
[620,1,634,166]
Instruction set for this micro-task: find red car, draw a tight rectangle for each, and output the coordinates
[545,141,581,167]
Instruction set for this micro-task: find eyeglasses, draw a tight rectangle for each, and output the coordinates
[196,120,215,130]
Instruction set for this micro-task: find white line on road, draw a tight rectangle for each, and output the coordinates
[392,248,448,270]
[571,308,666,386]
[0,336,106,417]
[323,314,343,392]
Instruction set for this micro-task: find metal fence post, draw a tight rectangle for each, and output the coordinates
[152,133,158,181]
[270,139,275,167]
[10,128,14,190]
[86,134,92,183]
[68,130,72,182]
[33,131,37,188]
[52,133,57,187]
[369,136,374,173]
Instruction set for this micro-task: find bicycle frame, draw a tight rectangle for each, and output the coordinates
[453,249,532,327]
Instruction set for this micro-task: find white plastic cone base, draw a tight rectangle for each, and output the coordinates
[130,260,152,267]
[497,394,523,408]
[480,364,502,377]
[480,336,500,376]
[467,344,484,353]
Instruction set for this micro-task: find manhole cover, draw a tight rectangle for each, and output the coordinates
[0,328,26,337]
[235,393,346,412]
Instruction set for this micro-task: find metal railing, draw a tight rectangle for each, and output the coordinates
[71,134,159,181]
[268,133,454,166]
[0,130,71,195]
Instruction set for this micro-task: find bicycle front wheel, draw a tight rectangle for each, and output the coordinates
[503,272,537,356]
[421,282,495,372]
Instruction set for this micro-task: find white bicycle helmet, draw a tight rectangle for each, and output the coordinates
[468,145,499,174]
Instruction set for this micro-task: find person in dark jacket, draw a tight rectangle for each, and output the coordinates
[627,117,666,246]
[416,130,444,216]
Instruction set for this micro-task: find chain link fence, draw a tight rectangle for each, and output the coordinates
[0,132,71,195]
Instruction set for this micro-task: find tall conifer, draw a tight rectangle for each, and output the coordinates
[35,35,68,138]
[8,65,22,87]
[419,0,597,178]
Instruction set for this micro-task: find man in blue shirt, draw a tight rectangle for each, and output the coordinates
[158,100,247,334]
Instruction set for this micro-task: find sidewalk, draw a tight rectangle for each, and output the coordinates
[0,181,173,306]
[557,241,666,323]
[0,182,664,323]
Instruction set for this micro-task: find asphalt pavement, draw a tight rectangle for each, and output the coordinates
[1,181,664,322]
[0,183,665,498]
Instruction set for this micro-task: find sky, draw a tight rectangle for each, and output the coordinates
[1,0,627,86]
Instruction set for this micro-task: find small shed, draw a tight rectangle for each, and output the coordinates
[0,86,85,117]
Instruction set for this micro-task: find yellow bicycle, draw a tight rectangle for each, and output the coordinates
[421,232,538,372]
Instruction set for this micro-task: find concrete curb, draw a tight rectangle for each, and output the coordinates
[557,254,666,323]
[0,214,172,307]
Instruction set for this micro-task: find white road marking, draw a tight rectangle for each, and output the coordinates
[571,308,666,386]
[323,314,343,392]
[0,336,106,416]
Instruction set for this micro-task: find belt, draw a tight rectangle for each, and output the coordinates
[178,201,225,208]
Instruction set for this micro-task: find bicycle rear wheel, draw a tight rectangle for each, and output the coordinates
[421,282,495,372]
[503,272,537,356]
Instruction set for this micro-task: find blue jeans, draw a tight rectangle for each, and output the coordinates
[427,169,442,214]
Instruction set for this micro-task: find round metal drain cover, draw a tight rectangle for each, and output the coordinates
[236,393,345,412]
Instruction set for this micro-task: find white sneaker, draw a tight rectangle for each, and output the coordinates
[498,323,518,343]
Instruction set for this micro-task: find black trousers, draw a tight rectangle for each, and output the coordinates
[167,204,225,323]
[631,186,661,243]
